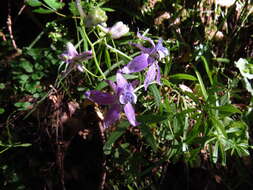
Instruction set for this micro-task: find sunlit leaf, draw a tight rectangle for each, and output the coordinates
[0,83,5,89]
[169,73,197,81]
[0,108,5,114]
[43,0,64,10]
[20,61,33,73]
[211,105,242,115]
[26,0,42,7]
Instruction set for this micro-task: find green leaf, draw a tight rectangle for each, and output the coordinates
[26,0,42,7]
[170,73,197,81]
[0,108,5,114]
[149,84,161,107]
[137,114,168,124]
[102,8,115,12]
[104,49,111,68]
[19,74,29,82]
[103,121,128,155]
[14,102,32,111]
[194,68,208,100]
[0,83,5,89]
[33,8,55,14]
[211,105,242,115]
[212,141,219,163]
[212,57,230,63]
[201,56,213,85]
[20,61,33,73]
[211,117,227,137]
[43,0,64,10]
[14,143,32,147]
[140,125,157,151]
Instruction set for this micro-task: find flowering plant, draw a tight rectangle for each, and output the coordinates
[85,72,139,128]
[60,42,93,72]
[121,32,169,90]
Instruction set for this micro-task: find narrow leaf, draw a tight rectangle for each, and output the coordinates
[149,84,161,107]
[33,8,54,14]
[103,121,128,155]
[169,73,197,81]
[140,125,157,151]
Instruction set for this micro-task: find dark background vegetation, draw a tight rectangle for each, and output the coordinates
[1,0,253,189]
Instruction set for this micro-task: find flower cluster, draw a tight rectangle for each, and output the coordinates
[61,31,168,128]
[121,32,169,90]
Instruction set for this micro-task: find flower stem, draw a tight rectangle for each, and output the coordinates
[81,24,106,79]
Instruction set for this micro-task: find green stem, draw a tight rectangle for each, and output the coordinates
[81,24,106,79]
[105,44,132,61]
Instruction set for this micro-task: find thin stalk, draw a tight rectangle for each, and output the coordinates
[105,44,132,61]
[81,24,106,79]
[28,31,44,49]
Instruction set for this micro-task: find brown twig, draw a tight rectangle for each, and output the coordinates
[0,31,7,41]
[7,2,18,50]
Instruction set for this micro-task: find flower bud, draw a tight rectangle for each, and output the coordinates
[98,21,129,39]
[85,7,108,27]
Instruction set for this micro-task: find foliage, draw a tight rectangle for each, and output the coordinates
[1,0,253,189]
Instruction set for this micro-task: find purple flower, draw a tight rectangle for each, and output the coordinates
[121,32,169,90]
[60,42,93,72]
[85,72,139,128]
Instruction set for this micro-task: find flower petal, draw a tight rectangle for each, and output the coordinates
[72,50,93,62]
[77,64,85,72]
[123,102,139,126]
[106,80,117,93]
[130,43,151,54]
[137,32,155,47]
[131,80,139,88]
[155,62,161,85]
[109,21,129,39]
[66,42,78,58]
[144,63,156,90]
[119,90,137,104]
[104,103,121,128]
[116,72,128,90]
[121,54,149,74]
[85,90,116,105]
[155,39,169,59]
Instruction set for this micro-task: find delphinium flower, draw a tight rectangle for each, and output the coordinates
[60,42,93,72]
[98,21,129,39]
[121,32,169,90]
[85,72,139,128]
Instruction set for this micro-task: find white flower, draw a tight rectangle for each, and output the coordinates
[179,84,193,93]
[215,0,236,8]
[99,21,129,39]
[235,58,253,79]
